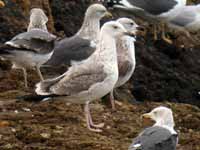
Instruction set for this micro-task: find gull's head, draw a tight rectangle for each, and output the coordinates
[101,21,129,38]
[85,4,112,19]
[30,8,48,24]
[117,18,138,35]
[142,106,175,129]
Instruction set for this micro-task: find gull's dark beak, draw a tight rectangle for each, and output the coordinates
[124,31,136,38]
[103,11,113,18]
[136,26,145,31]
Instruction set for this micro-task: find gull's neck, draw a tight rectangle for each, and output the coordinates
[96,32,117,63]
[122,36,136,63]
[154,117,177,134]
[28,20,48,32]
[76,15,100,43]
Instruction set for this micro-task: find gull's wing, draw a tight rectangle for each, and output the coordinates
[36,64,106,96]
[117,0,178,15]
[46,36,96,66]
[169,7,196,27]
[129,126,178,150]
[5,29,57,54]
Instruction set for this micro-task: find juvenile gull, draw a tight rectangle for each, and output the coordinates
[28,8,48,32]
[129,106,178,150]
[0,29,57,88]
[22,21,129,132]
[109,18,138,110]
[105,0,186,42]
[46,4,112,66]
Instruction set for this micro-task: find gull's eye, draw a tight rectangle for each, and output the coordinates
[99,10,106,13]
[153,111,158,115]
[113,25,118,29]
[130,22,134,26]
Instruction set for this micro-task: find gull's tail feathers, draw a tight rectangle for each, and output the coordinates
[35,73,66,95]
[17,94,55,102]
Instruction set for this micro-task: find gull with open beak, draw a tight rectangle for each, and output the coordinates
[109,18,139,110]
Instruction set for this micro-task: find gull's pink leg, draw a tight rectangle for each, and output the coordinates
[22,68,28,88]
[87,102,104,128]
[110,89,116,110]
[84,101,103,132]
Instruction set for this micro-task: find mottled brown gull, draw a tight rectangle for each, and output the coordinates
[129,106,178,150]
[0,29,57,88]
[46,4,112,66]
[22,21,130,132]
[109,18,138,110]
[28,8,48,32]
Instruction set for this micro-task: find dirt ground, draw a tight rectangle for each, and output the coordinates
[0,0,199,149]
[0,71,199,150]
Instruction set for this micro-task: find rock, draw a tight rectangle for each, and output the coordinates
[0,121,10,127]
[40,133,51,139]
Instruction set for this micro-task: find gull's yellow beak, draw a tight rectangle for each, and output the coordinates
[142,113,152,119]
[141,113,155,127]
[0,0,5,8]
[103,11,113,18]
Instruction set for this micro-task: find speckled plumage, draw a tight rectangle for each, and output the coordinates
[34,21,127,132]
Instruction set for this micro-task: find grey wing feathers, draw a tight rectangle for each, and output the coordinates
[46,36,96,66]
[169,9,196,27]
[36,73,66,95]
[11,29,56,42]
[6,29,57,54]
[125,0,177,15]
[129,126,177,150]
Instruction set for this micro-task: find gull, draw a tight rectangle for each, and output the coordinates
[167,4,200,43]
[104,0,187,43]
[0,29,57,88]
[27,8,48,32]
[109,18,138,110]
[22,21,131,132]
[46,3,112,66]
[129,106,178,150]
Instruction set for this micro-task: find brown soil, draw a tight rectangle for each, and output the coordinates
[0,71,199,150]
[0,89,199,150]
[0,0,199,150]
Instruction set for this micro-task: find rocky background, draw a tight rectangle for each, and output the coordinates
[0,0,199,150]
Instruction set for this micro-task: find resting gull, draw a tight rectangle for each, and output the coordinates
[109,18,138,110]
[21,21,132,132]
[167,4,200,42]
[46,4,112,66]
[104,0,186,43]
[0,29,57,88]
[129,106,178,150]
[27,8,48,32]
